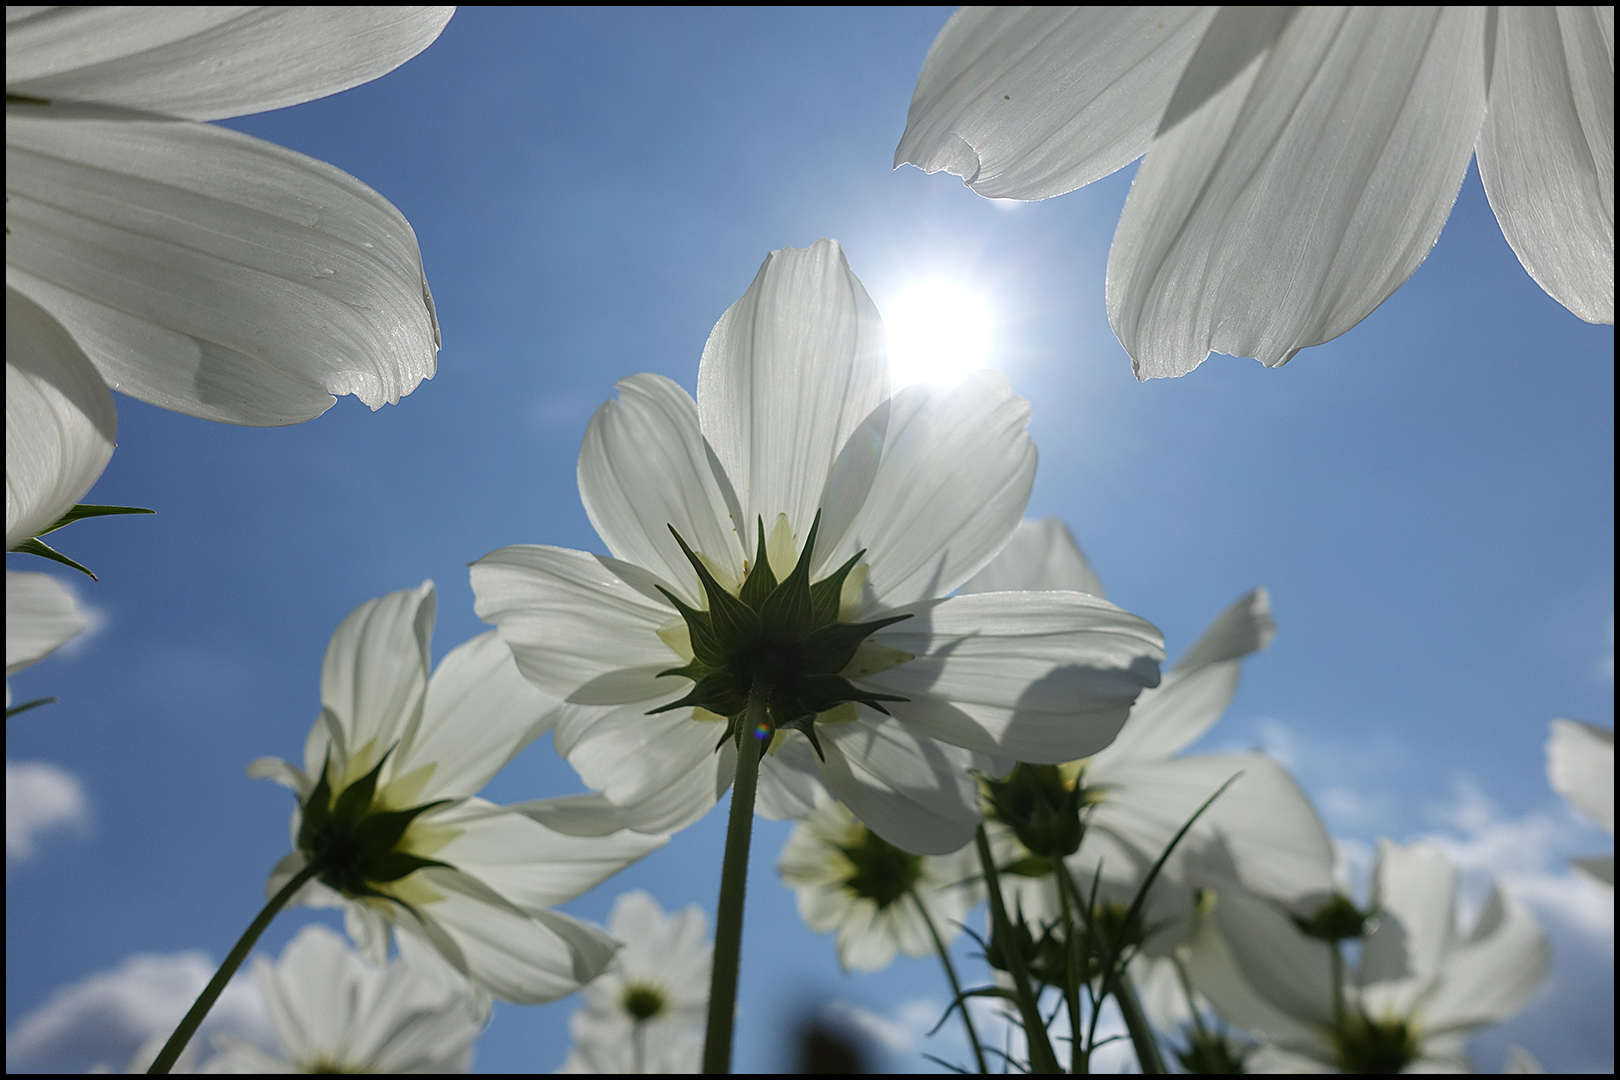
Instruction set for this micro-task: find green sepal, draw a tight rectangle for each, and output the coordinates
[297,758,337,847]
[668,526,759,646]
[654,587,725,666]
[796,613,912,674]
[736,519,779,610]
[331,750,392,824]
[363,850,455,885]
[37,504,156,537]
[6,696,58,719]
[757,511,820,640]
[648,670,750,717]
[11,537,96,579]
[780,673,904,718]
[809,550,863,625]
[778,713,827,760]
[980,763,1084,859]
[351,799,454,856]
[1293,892,1374,942]
[1002,855,1055,878]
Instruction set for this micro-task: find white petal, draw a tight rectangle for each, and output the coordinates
[578,373,746,599]
[1422,884,1549,1033]
[757,734,835,821]
[316,582,435,778]
[1204,882,1336,1029]
[1109,7,1490,378]
[1183,899,1328,1048]
[1358,840,1457,1013]
[862,591,1164,763]
[7,116,439,424]
[245,755,312,800]
[507,791,654,837]
[470,544,677,699]
[894,7,1217,199]
[1092,587,1274,766]
[958,516,1106,598]
[696,239,889,556]
[830,371,1036,608]
[551,698,734,834]
[1477,6,1614,323]
[6,7,454,121]
[430,798,666,912]
[4,570,84,675]
[1571,854,1614,886]
[1546,718,1613,834]
[396,630,559,801]
[5,287,115,547]
[409,869,620,1005]
[816,712,982,856]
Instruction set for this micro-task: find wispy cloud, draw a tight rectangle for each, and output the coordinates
[4,949,270,1073]
[6,759,91,861]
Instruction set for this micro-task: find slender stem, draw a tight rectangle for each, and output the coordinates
[1114,968,1166,1076]
[148,861,319,1073]
[700,686,768,1074]
[1052,861,1086,1074]
[910,889,989,1073]
[1330,942,1346,1024]
[1173,954,1211,1045]
[974,826,1062,1075]
[632,1019,646,1074]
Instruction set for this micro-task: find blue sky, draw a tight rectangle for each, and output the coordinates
[6,7,1613,1073]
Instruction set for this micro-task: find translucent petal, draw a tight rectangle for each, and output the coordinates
[958,516,1106,598]
[1422,884,1550,1033]
[1203,881,1336,1029]
[316,582,434,779]
[6,7,453,121]
[1357,841,1457,1018]
[1477,6,1614,323]
[816,712,982,856]
[1546,718,1613,834]
[7,117,439,424]
[5,287,115,547]
[1109,7,1490,378]
[4,570,84,675]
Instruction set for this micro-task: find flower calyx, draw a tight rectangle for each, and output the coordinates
[297,749,453,904]
[1292,892,1376,942]
[1331,1010,1417,1075]
[981,763,1085,859]
[650,510,911,757]
[836,823,924,911]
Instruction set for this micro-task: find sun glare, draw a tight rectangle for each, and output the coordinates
[882,281,993,388]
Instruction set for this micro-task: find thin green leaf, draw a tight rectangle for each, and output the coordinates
[11,537,95,579]
[6,696,58,718]
[37,504,156,536]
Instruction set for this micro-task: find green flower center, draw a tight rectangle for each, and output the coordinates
[296,749,452,904]
[837,825,923,909]
[1293,891,1375,941]
[621,981,667,1021]
[651,510,911,756]
[1332,1011,1417,1074]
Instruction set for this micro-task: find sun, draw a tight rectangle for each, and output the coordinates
[881,281,993,388]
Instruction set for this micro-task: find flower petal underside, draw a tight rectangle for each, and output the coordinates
[4,570,84,675]
[1477,5,1614,324]
[5,287,115,547]
[7,117,440,424]
[315,582,435,778]
[958,516,1106,598]
[815,712,982,856]
[1109,7,1491,378]
[5,7,454,121]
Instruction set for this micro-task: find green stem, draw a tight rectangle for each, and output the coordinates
[700,686,768,1074]
[911,889,989,1073]
[1173,954,1211,1045]
[1114,968,1166,1076]
[148,861,319,1073]
[1053,859,1086,1073]
[974,825,1062,1075]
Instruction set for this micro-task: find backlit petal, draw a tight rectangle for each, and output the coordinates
[958,516,1106,598]
[1546,718,1613,834]
[816,712,982,855]
[1109,7,1490,378]
[316,582,434,778]
[4,570,84,676]
[1421,884,1550,1033]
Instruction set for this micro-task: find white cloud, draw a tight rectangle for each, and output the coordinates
[5,949,271,1073]
[6,758,91,860]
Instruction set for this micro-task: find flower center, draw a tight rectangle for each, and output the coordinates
[1332,1011,1416,1074]
[651,510,912,756]
[296,748,453,905]
[621,981,667,1021]
[837,824,923,909]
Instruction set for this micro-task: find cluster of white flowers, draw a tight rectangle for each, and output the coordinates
[7,5,1609,1076]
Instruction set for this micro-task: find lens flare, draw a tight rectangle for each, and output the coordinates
[882,281,993,388]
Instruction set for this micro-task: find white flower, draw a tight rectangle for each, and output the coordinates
[1186,840,1550,1073]
[778,799,982,973]
[5,570,84,678]
[1546,718,1614,885]
[896,7,1614,379]
[559,890,710,1074]
[249,582,668,1004]
[199,924,488,1074]
[471,239,1165,855]
[6,8,450,542]
[961,519,1337,932]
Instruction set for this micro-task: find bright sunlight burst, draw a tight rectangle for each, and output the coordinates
[882,280,993,387]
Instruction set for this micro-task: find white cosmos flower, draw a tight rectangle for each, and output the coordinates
[5,569,84,678]
[1546,718,1614,885]
[1185,840,1550,1074]
[249,582,668,1005]
[198,923,489,1074]
[471,239,1165,855]
[961,519,1337,934]
[559,890,710,1074]
[5,9,451,544]
[778,799,982,973]
[896,7,1615,379]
